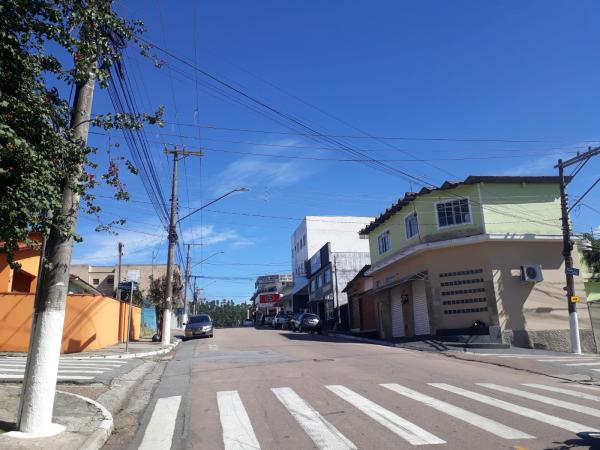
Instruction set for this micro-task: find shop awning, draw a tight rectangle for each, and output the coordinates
[373,270,428,294]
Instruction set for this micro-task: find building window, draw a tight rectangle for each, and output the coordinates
[405,212,419,239]
[377,230,391,255]
[106,275,114,283]
[311,279,316,292]
[317,273,323,288]
[324,268,332,284]
[436,198,471,228]
[92,278,100,285]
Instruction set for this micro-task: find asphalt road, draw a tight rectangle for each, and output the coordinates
[127,328,600,450]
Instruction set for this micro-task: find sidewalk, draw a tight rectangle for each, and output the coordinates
[0,331,182,449]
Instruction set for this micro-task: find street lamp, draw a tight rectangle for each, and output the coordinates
[162,187,249,345]
[177,187,250,224]
[192,251,224,269]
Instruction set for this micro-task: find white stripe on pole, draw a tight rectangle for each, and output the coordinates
[381,383,533,440]
[138,396,181,450]
[478,384,600,418]
[0,363,121,368]
[272,387,356,450]
[0,368,104,374]
[326,385,445,445]
[217,390,261,450]
[523,384,600,402]
[430,383,598,433]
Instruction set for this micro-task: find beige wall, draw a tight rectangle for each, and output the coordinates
[488,240,589,332]
[368,238,589,337]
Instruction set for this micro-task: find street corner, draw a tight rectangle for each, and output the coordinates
[0,385,112,450]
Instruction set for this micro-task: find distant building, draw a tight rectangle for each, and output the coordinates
[70,263,179,298]
[250,274,293,319]
[305,242,370,330]
[290,216,373,313]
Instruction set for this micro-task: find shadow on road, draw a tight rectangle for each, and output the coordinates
[546,432,600,449]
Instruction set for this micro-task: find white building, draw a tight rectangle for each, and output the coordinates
[290,216,373,311]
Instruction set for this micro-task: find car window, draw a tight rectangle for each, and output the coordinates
[303,314,319,320]
[189,315,211,324]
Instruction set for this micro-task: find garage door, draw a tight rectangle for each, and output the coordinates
[390,286,405,338]
[412,280,430,335]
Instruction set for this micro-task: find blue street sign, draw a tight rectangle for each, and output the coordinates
[565,267,580,276]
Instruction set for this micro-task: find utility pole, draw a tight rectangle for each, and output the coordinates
[555,145,600,354]
[18,71,96,435]
[183,243,203,324]
[162,148,203,346]
[117,242,124,300]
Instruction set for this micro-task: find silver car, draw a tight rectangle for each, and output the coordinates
[184,314,214,339]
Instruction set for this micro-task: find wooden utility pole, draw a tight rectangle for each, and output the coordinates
[18,73,96,435]
[183,243,203,324]
[555,145,600,354]
[161,148,203,346]
[117,241,124,300]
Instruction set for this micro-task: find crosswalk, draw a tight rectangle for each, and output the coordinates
[0,356,129,381]
[467,352,600,372]
[143,381,600,449]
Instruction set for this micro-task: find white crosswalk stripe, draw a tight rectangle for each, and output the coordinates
[431,383,599,433]
[381,383,534,440]
[523,384,600,402]
[138,396,182,450]
[0,356,128,381]
[478,383,600,418]
[326,385,445,445]
[563,362,600,366]
[272,387,356,450]
[217,390,261,450]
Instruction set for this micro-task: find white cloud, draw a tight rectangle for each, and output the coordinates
[180,224,254,248]
[500,141,600,176]
[209,139,316,194]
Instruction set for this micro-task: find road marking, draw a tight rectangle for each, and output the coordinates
[0,368,104,374]
[326,385,445,445]
[563,362,600,366]
[523,384,600,402]
[0,374,94,380]
[0,363,122,368]
[538,359,599,363]
[430,383,598,433]
[381,383,534,440]
[479,384,600,418]
[272,387,356,450]
[570,384,600,391]
[138,395,182,450]
[209,344,219,351]
[217,390,261,450]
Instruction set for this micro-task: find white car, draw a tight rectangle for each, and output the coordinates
[243,319,253,327]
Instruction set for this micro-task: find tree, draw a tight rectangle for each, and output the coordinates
[582,232,600,278]
[147,271,183,335]
[1,0,162,434]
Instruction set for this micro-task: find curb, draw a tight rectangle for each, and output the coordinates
[58,390,113,450]
[56,340,180,361]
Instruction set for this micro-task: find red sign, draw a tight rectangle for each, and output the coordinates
[259,293,280,304]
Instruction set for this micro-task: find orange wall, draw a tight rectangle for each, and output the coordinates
[0,250,42,293]
[0,293,141,353]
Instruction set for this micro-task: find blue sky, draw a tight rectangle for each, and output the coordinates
[73,0,600,302]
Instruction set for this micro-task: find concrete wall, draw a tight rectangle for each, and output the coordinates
[0,293,141,353]
[480,182,562,235]
[0,249,41,293]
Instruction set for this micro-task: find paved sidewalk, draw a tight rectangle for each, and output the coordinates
[0,385,112,450]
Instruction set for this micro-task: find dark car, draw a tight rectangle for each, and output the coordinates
[184,314,214,339]
[294,313,321,333]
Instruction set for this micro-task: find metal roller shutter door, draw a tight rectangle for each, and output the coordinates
[412,280,430,335]
[390,286,405,338]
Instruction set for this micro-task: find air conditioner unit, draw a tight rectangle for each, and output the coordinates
[521,265,543,283]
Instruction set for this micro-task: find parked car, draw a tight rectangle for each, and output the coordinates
[290,313,302,331]
[242,319,253,327]
[273,311,293,329]
[295,313,322,333]
[260,314,274,327]
[184,314,214,339]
